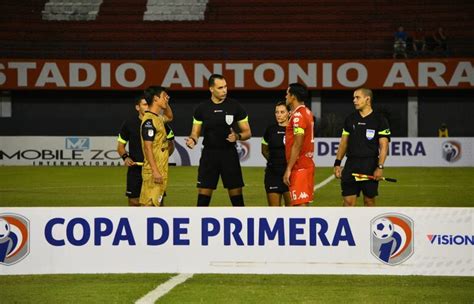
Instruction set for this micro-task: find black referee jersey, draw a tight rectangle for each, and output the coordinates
[193,98,248,149]
[118,116,144,162]
[262,124,287,173]
[342,111,391,158]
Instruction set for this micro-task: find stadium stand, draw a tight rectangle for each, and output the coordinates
[42,0,103,21]
[0,0,473,59]
[144,0,208,21]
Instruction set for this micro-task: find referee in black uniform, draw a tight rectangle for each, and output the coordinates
[333,88,390,207]
[261,101,291,206]
[186,74,252,207]
[117,94,175,206]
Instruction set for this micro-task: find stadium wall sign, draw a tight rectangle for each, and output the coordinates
[0,207,471,276]
[0,59,472,90]
[0,137,472,167]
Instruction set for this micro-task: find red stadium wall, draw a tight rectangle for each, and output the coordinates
[0,1,473,138]
[0,0,473,59]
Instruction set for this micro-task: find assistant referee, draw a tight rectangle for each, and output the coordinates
[185,74,252,207]
[333,88,391,207]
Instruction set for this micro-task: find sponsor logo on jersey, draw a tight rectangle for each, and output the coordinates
[0,214,30,266]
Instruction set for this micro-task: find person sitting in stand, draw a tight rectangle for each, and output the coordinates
[393,26,408,59]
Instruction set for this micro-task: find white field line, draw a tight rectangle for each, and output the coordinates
[1,176,337,192]
[135,273,194,304]
[133,175,335,303]
[315,174,335,191]
[2,183,464,192]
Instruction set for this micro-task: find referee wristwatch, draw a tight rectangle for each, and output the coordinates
[377,164,384,169]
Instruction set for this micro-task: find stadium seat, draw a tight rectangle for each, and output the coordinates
[144,0,208,21]
[42,0,103,21]
[0,0,472,59]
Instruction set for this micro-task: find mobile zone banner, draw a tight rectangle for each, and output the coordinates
[0,207,472,276]
[0,59,472,90]
[0,136,473,167]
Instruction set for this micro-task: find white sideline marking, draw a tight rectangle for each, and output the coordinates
[134,175,334,303]
[1,176,337,192]
[314,174,335,191]
[135,273,194,304]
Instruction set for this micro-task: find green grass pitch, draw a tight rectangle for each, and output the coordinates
[0,166,473,303]
[1,166,473,207]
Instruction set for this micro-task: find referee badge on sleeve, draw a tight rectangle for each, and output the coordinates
[366,129,375,140]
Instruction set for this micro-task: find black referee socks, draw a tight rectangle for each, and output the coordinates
[197,194,245,207]
[197,194,211,207]
[230,195,245,207]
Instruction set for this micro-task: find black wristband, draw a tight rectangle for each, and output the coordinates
[334,159,342,167]
[237,133,242,140]
[190,137,197,145]
[121,153,129,161]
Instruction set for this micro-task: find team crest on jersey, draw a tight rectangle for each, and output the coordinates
[225,115,234,125]
[366,129,375,140]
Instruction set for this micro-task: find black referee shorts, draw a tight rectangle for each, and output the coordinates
[341,157,379,198]
[264,168,289,194]
[126,166,142,198]
[197,147,244,189]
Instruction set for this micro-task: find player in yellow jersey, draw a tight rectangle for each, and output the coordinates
[139,86,173,207]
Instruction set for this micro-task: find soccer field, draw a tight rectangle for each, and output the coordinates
[1,166,474,207]
[0,166,473,303]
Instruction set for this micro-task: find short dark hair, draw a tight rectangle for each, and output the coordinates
[276,100,290,112]
[135,94,145,106]
[355,87,373,101]
[288,83,309,103]
[143,86,167,106]
[208,74,225,87]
